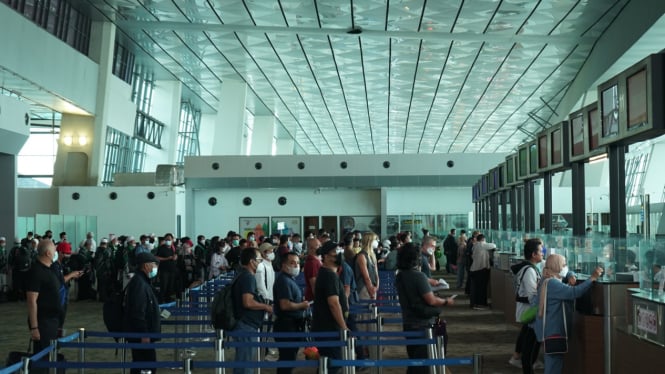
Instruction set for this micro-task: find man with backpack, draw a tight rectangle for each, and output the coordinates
[123,252,161,374]
[11,238,37,301]
[509,238,544,372]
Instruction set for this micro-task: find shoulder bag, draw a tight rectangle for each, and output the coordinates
[541,279,568,354]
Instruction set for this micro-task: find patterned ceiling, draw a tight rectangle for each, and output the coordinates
[80,0,636,154]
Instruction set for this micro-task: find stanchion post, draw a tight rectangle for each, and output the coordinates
[183,357,192,374]
[348,336,356,374]
[49,339,58,374]
[318,356,329,374]
[435,335,445,374]
[120,337,127,374]
[340,329,349,374]
[174,298,181,362]
[78,328,86,374]
[21,356,30,374]
[370,305,379,374]
[426,329,436,374]
[473,353,482,374]
[215,329,224,374]
[376,315,383,374]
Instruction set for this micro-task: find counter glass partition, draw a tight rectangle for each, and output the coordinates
[637,238,665,301]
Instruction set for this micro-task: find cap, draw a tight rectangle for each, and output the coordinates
[258,242,274,252]
[382,239,391,248]
[0,236,5,242]
[101,238,108,244]
[127,236,135,242]
[317,241,338,256]
[136,252,159,265]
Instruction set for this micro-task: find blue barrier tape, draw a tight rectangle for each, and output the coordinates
[85,331,216,339]
[58,341,214,349]
[351,331,424,338]
[354,319,378,324]
[381,317,404,324]
[354,338,436,347]
[194,360,319,369]
[330,357,474,368]
[161,319,212,325]
[57,332,80,343]
[227,330,339,339]
[30,346,53,361]
[0,361,22,374]
[158,301,177,308]
[31,360,183,369]
[225,340,345,349]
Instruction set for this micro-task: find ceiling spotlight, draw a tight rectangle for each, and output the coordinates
[347,27,362,35]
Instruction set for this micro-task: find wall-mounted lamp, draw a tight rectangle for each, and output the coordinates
[62,134,88,146]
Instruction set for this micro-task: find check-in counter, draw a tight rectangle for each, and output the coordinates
[612,290,665,371]
[564,279,638,374]
[490,252,521,324]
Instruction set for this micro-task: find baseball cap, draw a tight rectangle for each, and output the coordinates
[101,238,108,244]
[382,239,392,248]
[136,252,159,265]
[258,242,274,252]
[317,241,339,256]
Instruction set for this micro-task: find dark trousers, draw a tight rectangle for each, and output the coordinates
[317,336,342,374]
[274,317,303,374]
[159,271,177,302]
[514,323,529,354]
[131,347,157,374]
[33,316,60,353]
[470,268,490,307]
[403,323,429,374]
[521,326,540,374]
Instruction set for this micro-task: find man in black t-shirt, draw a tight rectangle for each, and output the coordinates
[26,240,62,354]
[155,233,178,303]
[312,242,348,374]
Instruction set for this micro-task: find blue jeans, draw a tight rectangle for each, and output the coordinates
[233,320,259,374]
[544,353,564,374]
[456,261,466,288]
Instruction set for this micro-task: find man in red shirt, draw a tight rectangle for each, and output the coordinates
[304,237,322,301]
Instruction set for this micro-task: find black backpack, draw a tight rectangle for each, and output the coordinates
[210,278,238,330]
[12,246,32,272]
[103,285,127,340]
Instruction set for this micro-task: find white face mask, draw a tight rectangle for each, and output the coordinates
[165,240,172,246]
[288,265,300,277]
[336,248,344,255]
[294,243,303,252]
[559,265,569,278]
[372,240,379,249]
[266,253,275,261]
[199,240,205,245]
[427,248,434,255]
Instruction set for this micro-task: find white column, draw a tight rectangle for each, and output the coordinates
[250,116,275,155]
[152,80,182,165]
[88,21,116,186]
[275,138,295,155]
[213,80,246,155]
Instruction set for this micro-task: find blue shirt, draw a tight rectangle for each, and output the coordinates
[421,253,432,278]
[273,271,305,319]
[233,268,265,328]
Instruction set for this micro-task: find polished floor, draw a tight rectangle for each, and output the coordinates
[0,272,529,373]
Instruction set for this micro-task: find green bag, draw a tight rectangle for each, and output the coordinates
[520,305,538,324]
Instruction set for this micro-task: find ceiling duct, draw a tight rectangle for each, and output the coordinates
[155,164,185,186]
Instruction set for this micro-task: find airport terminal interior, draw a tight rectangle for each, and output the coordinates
[2,0,665,372]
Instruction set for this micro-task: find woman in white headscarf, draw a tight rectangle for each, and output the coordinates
[534,254,602,374]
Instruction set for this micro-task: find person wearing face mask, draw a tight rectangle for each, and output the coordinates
[291,234,303,255]
[312,241,349,374]
[420,236,442,288]
[355,232,380,300]
[272,251,310,373]
[194,235,208,281]
[155,233,178,303]
[26,240,64,354]
[469,234,496,310]
[533,254,602,374]
[178,239,198,288]
[123,252,161,374]
[232,247,274,374]
[255,243,276,305]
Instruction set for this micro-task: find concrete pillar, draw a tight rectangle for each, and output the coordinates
[250,116,275,155]
[213,80,246,155]
[88,21,116,185]
[275,138,295,155]
[0,154,18,239]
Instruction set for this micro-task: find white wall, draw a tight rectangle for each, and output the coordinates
[384,187,473,214]
[105,77,136,135]
[0,95,30,154]
[190,188,381,237]
[18,188,59,216]
[56,186,181,238]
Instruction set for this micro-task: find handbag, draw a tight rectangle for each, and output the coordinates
[431,317,448,353]
[519,305,538,324]
[541,279,568,354]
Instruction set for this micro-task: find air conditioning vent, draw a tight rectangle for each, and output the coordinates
[155,164,185,186]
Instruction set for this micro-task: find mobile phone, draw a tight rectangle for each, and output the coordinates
[450,294,458,299]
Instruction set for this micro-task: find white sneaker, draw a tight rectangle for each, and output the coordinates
[508,357,522,368]
[265,353,279,362]
[533,360,544,369]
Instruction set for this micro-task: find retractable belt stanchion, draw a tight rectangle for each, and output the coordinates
[426,329,436,374]
[183,357,193,374]
[49,339,58,374]
[120,337,127,374]
[20,355,30,374]
[436,335,445,374]
[173,298,181,362]
[340,329,349,374]
[347,335,356,374]
[376,315,384,374]
[473,353,482,374]
[319,356,329,374]
[78,328,86,374]
[215,329,224,374]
